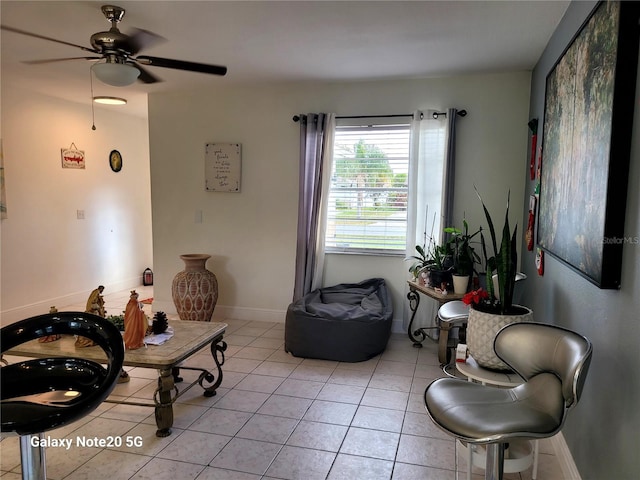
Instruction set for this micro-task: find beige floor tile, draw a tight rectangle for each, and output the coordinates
[361,387,409,410]
[210,438,281,475]
[316,383,365,404]
[402,411,452,440]
[328,453,394,480]
[12,286,566,480]
[375,359,417,377]
[252,360,298,377]
[234,346,277,361]
[63,449,151,480]
[302,400,358,426]
[257,394,313,419]
[130,457,205,480]
[286,420,348,452]
[340,427,400,461]
[396,433,455,470]
[189,408,252,436]
[352,405,405,433]
[234,373,284,394]
[327,368,373,387]
[266,445,336,480]
[391,462,456,479]
[195,466,261,480]
[274,378,324,399]
[290,364,335,382]
[236,413,297,444]
[109,422,183,457]
[213,390,270,413]
[156,430,230,465]
[369,372,413,392]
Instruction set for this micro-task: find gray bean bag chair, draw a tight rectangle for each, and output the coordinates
[285,278,393,362]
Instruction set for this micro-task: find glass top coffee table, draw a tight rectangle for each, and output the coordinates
[5,319,227,437]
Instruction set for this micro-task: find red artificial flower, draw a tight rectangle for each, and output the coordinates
[462,287,489,306]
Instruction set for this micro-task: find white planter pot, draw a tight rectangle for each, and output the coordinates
[467,305,534,370]
[452,274,470,294]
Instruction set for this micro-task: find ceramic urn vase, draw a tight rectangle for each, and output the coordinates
[172,254,218,322]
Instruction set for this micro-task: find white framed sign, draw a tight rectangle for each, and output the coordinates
[205,143,241,192]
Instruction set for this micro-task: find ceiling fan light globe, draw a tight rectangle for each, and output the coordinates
[91,62,139,86]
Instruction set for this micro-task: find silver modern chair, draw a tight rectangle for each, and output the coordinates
[424,322,592,480]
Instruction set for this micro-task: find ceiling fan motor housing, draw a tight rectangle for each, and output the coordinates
[90,29,131,55]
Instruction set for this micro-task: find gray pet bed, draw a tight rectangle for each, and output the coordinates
[285,278,393,362]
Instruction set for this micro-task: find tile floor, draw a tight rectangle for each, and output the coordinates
[1,286,567,479]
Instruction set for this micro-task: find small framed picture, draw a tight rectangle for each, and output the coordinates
[109,150,123,172]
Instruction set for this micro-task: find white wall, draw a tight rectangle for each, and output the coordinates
[0,87,152,324]
[148,73,531,326]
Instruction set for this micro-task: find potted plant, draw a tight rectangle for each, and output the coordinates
[444,219,481,294]
[426,243,454,290]
[408,243,431,283]
[407,208,452,288]
[461,189,533,370]
[407,241,453,288]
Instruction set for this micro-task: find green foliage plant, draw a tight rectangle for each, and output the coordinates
[444,219,482,276]
[475,187,518,315]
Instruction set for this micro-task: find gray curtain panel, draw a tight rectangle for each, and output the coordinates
[293,113,330,301]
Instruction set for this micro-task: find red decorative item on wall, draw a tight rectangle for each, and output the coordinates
[526,195,537,251]
[528,119,538,180]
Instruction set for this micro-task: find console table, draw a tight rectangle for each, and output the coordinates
[5,320,227,437]
[406,280,464,362]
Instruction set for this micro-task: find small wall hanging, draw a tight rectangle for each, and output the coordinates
[205,143,241,192]
[528,119,538,180]
[61,142,85,169]
[109,149,123,172]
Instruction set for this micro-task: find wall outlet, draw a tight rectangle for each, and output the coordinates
[76,210,85,220]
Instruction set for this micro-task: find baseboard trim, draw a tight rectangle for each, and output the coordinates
[0,278,141,326]
[151,301,288,324]
[152,301,406,330]
[551,432,581,480]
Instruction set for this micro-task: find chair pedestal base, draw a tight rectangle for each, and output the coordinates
[485,443,505,480]
[458,439,536,480]
[20,433,46,480]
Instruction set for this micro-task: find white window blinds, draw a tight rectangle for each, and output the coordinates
[325,119,411,254]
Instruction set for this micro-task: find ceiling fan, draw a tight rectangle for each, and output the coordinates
[1,4,227,86]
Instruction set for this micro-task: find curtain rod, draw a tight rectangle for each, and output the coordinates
[292,110,467,122]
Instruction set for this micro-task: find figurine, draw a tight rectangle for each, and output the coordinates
[86,285,106,317]
[76,286,107,347]
[38,306,61,343]
[123,290,148,350]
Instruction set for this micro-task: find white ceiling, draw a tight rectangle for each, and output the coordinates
[1,1,570,118]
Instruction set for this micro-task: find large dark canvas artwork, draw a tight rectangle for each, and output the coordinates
[538,1,639,288]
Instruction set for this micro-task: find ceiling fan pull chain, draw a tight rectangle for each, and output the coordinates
[89,68,96,131]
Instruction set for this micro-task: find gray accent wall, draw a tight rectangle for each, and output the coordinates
[523,2,639,478]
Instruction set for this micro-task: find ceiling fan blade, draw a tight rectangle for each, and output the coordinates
[1,25,98,54]
[24,57,101,65]
[136,56,227,76]
[126,28,166,55]
[133,63,162,84]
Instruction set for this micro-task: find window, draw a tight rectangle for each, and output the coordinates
[325,119,411,254]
